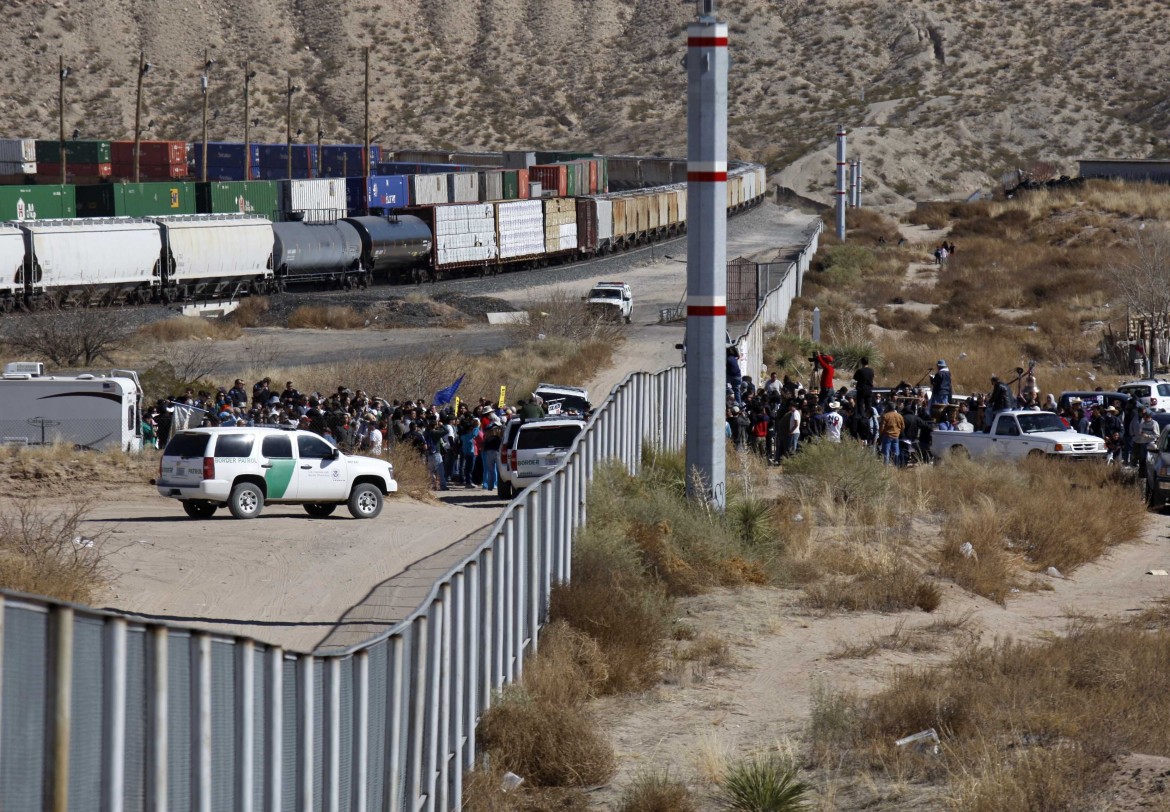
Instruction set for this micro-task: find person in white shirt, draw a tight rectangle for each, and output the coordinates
[824,401,843,441]
[368,422,384,455]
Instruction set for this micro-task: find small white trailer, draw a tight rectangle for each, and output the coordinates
[0,362,144,452]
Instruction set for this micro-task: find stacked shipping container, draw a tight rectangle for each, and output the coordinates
[0,185,76,220]
[0,139,36,176]
[543,198,577,252]
[110,141,188,179]
[434,204,497,266]
[76,182,197,217]
[496,200,544,259]
[35,140,112,180]
[281,178,349,223]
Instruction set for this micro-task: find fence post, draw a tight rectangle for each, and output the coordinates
[235,641,255,812]
[385,635,404,812]
[194,634,213,812]
[480,545,494,708]
[450,570,466,804]
[435,586,452,812]
[147,626,167,812]
[554,472,567,583]
[424,603,443,812]
[103,617,127,812]
[513,504,527,680]
[527,490,541,654]
[353,650,368,812]
[503,515,516,684]
[323,657,341,812]
[407,617,428,810]
[48,606,73,812]
[540,479,554,619]
[297,655,314,812]
[465,559,479,771]
[265,648,283,812]
[493,533,506,691]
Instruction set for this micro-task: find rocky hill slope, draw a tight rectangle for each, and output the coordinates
[4,0,1163,205]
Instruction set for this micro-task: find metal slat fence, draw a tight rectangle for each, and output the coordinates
[0,213,821,812]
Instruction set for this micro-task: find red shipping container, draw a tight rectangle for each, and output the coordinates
[111,140,188,166]
[517,169,529,199]
[576,199,598,252]
[113,162,189,180]
[586,159,598,194]
[37,162,111,178]
[528,165,567,197]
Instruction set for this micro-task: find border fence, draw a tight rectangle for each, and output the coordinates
[0,217,821,812]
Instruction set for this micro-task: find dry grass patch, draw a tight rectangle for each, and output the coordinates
[0,443,157,494]
[0,499,108,603]
[812,618,1170,809]
[136,316,243,343]
[229,296,270,327]
[617,771,697,812]
[385,443,436,503]
[286,304,367,329]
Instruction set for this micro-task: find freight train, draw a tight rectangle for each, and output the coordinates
[0,161,766,310]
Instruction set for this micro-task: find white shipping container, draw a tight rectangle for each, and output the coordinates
[448,172,480,204]
[0,161,36,175]
[153,215,273,282]
[411,174,447,207]
[496,200,544,259]
[282,179,348,224]
[593,198,613,243]
[0,138,36,164]
[0,224,24,299]
[24,218,160,290]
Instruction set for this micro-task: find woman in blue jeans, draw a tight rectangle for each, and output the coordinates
[481,419,503,491]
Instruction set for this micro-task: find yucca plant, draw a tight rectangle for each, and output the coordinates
[721,754,810,812]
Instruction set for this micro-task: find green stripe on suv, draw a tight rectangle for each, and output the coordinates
[264,459,296,498]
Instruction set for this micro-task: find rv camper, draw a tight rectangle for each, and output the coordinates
[0,362,144,452]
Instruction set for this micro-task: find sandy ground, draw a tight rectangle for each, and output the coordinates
[88,203,818,655]
[586,513,1170,810]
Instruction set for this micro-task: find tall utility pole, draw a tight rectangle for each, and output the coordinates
[684,0,729,510]
[363,46,371,180]
[848,158,857,209]
[58,56,70,185]
[133,52,152,183]
[286,75,300,180]
[835,125,847,241]
[200,51,214,182]
[316,117,323,177]
[243,61,256,180]
[855,155,863,208]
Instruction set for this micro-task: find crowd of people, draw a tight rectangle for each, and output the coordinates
[143,377,564,491]
[724,349,1159,469]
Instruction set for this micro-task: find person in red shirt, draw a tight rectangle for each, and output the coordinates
[814,352,835,406]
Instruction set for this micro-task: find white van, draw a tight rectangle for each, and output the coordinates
[156,427,397,519]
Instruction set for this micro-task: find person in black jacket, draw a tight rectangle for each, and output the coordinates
[853,357,875,417]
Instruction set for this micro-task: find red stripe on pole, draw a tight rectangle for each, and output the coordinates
[688,37,728,47]
[688,305,727,316]
[687,171,727,182]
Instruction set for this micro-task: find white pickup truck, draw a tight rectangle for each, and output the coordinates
[585,281,633,323]
[933,410,1107,461]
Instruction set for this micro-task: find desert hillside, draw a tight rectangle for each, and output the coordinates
[4,0,1164,204]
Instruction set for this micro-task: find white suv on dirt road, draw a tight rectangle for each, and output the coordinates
[156,427,398,519]
[496,416,586,500]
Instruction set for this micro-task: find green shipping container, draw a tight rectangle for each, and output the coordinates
[196,180,281,220]
[76,182,197,217]
[502,170,520,200]
[0,185,76,221]
[597,157,608,193]
[564,163,579,198]
[35,140,112,164]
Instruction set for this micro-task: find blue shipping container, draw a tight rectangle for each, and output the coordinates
[345,177,366,215]
[366,175,410,209]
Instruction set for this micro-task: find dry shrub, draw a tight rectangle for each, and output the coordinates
[905,202,955,230]
[937,496,1025,605]
[548,547,670,694]
[507,289,625,345]
[678,633,732,667]
[802,559,941,614]
[286,305,367,329]
[522,621,608,706]
[875,306,932,333]
[461,764,590,812]
[847,208,902,245]
[476,686,615,788]
[386,443,436,503]
[617,771,696,812]
[229,296,270,327]
[0,443,157,494]
[949,743,1098,812]
[136,316,243,343]
[631,519,701,596]
[0,499,107,603]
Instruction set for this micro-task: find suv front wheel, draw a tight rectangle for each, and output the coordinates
[228,482,265,519]
[348,483,383,519]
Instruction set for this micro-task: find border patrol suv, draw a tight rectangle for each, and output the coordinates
[496,416,586,500]
[156,427,398,519]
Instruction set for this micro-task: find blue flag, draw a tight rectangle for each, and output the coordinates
[433,374,465,407]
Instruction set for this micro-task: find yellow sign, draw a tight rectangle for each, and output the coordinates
[498,386,507,408]
[454,396,461,413]
[170,188,179,208]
